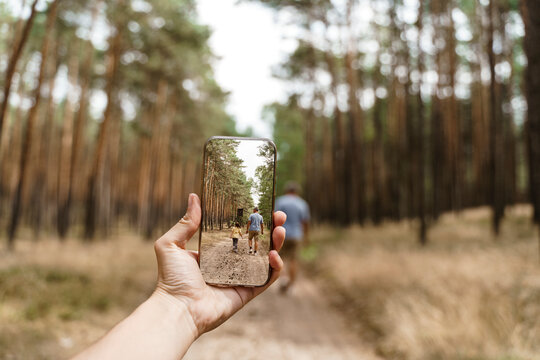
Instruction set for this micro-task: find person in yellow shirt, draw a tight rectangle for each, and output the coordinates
[230,222,243,253]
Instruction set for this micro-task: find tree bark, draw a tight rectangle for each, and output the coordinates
[0,0,39,149]
[57,51,79,239]
[84,27,122,239]
[487,0,505,235]
[29,37,59,237]
[416,1,427,245]
[521,0,540,228]
[58,0,100,238]
[7,0,58,248]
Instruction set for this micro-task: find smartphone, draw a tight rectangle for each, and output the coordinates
[198,136,277,287]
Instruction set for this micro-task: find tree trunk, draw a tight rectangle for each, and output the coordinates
[487,0,504,235]
[84,27,122,239]
[521,0,540,228]
[0,0,39,149]
[344,0,365,224]
[29,37,59,238]
[59,0,100,238]
[57,51,79,239]
[7,0,58,248]
[416,2,427,245]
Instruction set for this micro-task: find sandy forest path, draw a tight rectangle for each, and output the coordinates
[200,228,270,285]
[184,274,379,360]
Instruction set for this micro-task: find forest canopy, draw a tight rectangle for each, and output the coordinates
[0,0,242,244]
[253,0,539,243]
[0,0,539,247]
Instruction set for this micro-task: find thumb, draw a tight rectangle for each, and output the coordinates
[156,193,201,249]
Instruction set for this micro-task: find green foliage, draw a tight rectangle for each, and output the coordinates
[263,98,305,194]
[204,139,254,228]
[255,142,275,226]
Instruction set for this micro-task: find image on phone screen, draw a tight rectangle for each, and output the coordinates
[199,137,276,287]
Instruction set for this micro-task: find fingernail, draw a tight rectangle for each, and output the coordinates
[188,193,194,209]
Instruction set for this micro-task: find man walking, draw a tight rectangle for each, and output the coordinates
[275,181,310,293]
[246,207,264,255]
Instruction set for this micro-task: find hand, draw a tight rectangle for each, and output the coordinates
[153,194,286,337]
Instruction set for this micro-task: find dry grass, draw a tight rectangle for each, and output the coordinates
[1,208,539,359]
[0,229,165,359]
[306,206,540,360]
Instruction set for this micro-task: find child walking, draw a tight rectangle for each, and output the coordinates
[230,222,243,253]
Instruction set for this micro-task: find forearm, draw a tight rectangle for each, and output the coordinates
[73,291,197,360]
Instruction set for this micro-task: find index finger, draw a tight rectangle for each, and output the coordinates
[273,211,286,227]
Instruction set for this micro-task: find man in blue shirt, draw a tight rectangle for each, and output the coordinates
[275,181,310,293]
[246,207,264,255]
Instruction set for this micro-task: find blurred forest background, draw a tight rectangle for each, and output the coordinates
[0,0,538,245]
[1,0,540,359]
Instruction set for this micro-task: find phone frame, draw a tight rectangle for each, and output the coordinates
[198,136,277,287]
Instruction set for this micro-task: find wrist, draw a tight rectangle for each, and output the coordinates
[150,289,199,342]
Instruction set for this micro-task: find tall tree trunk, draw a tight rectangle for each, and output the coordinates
[59,0,100,238]
[521,0,540,249]
[322,19,346,224]
[471,1,489,208]
[344,0,365,224]
[84,27,122,239]
[29,37,59,238]
[487,0,504,235]
[7,0,58,248]
[416,2,427,245]
[0,0,39,148]
[57,51,79,239]
[446,3,461,212]
[0,57,28,222]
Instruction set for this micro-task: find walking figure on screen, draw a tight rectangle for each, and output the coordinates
[275,181,310,293]
[246,207,264,255]
[230,222,243,253]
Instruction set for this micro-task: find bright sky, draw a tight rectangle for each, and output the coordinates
[235,139,268,205]
[197,0,294,138]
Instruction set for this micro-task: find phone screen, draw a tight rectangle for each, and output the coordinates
[198,137,276,287]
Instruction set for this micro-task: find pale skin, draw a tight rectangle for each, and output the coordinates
[73,193,287,360]
[246,209,264,253]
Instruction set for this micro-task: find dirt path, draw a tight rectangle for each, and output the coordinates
[184,275,379,360]
[200,229,270,286]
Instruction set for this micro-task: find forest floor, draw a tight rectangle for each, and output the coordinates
[0,206,539,359]
[200,228,270,286]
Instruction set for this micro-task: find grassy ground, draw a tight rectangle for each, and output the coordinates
[0,230,161,359]
[304,205,540,360]
[0,207,539,359]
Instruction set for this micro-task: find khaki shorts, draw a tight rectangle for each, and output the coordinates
[248,230,260,241]
[280,239,300,260]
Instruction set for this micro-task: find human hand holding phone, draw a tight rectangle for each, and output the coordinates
[155,193,286,335]
[73,193,287,360]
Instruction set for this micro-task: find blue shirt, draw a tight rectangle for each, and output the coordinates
[275,194,310,241]
[248,213,264,231]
